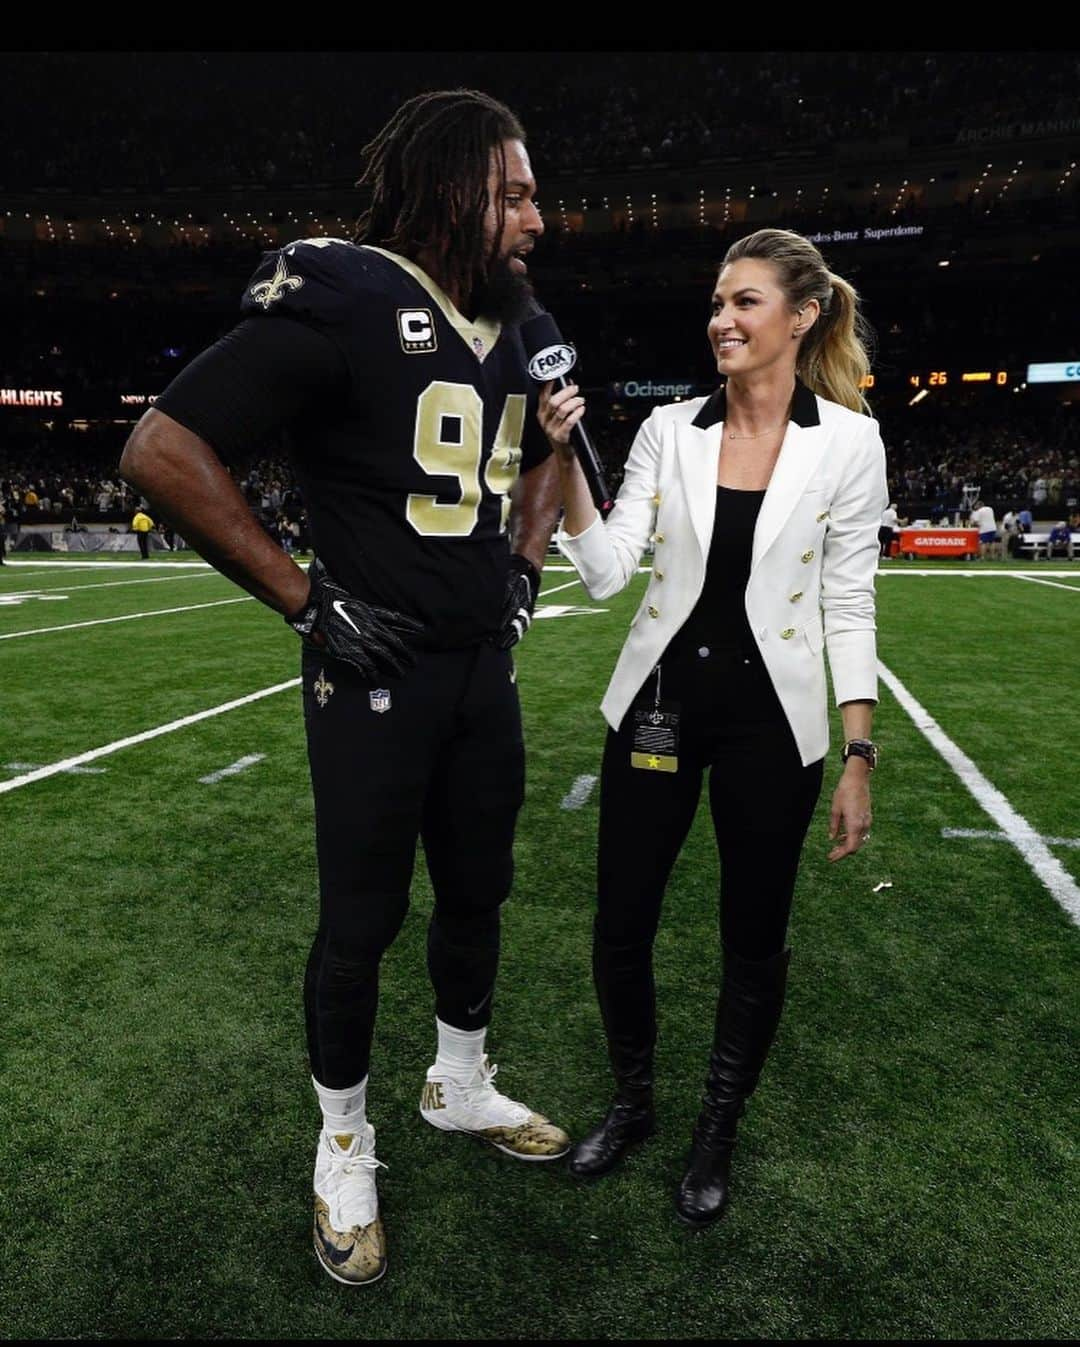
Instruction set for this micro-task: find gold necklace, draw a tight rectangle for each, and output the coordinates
[723,421,786,441]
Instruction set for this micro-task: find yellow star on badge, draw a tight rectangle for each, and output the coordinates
[648,755,661,769]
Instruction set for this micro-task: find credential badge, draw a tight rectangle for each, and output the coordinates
[249,255,305,310]
[369,689,391,714]
[314,669,335,709]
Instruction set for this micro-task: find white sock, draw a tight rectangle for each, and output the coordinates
[312,1074,367,1137]
[433,1018,487,1077]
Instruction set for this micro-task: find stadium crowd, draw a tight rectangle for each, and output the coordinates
[2,51,1077,190]
[4,403,1077,547]
[0,428,310,551]
[4,51,1078,547]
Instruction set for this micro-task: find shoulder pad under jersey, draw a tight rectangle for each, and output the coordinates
[240,237,369,325]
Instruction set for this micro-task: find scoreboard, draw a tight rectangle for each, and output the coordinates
[906,370,1009,389]
[857,370,1013,392]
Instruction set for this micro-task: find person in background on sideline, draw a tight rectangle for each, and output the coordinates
[878,500,900,558]
[130,505,154,559]
[1047,520,1074,560]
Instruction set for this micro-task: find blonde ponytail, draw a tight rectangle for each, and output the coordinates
[798,273,874,414]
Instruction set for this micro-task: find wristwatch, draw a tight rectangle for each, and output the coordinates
[841,738,879,771]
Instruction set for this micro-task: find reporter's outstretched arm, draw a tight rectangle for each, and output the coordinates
[539,382,662,600]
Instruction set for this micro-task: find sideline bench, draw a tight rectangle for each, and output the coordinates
[1015,532,1080,560]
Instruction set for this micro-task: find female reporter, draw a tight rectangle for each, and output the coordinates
[541,229,887,1227]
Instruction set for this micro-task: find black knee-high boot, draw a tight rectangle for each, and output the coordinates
[675,945,790,1226]
[568,927,657,1178]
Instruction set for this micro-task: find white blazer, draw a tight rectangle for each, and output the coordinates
[557,380,888,767]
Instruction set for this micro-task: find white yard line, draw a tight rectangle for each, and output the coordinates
[544,564,651,574]
[1,565,122,578]
[560,774,598,810]
[0,596,252,640]
[4,761,107,776]
[878,659,1080,927]
[943,827,1080,849]
[3,559,214,570]
[534,604,607,620]
[199,753,266,785]
[6,572,223,594]
[539,577,584,599]
[0,681,299,795]
[877,568,1078,577]
[1012,575,1080,594]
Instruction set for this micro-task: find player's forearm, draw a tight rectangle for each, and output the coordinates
[119,408,309,615]
[508,454,562,571]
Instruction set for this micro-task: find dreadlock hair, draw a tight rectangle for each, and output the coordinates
[355,89,525,307]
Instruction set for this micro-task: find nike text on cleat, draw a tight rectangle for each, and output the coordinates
[312,1125,387,1285]
[418,1054,570,1160]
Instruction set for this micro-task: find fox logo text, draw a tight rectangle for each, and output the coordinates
[527,344,576,382]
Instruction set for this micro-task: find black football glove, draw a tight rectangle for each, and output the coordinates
[493,554,541,651]
[285,558,424,680]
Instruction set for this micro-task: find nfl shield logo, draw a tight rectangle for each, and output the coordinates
[369,689,391,714]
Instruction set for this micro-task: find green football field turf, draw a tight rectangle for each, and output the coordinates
[1,552,1078,1340]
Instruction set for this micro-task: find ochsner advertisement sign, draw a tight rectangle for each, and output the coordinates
[613,380,698,399]
[1026,362,1080,384]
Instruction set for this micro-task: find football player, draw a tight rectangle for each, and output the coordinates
[120,89,568,1287]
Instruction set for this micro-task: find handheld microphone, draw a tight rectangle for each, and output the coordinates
[519,309,613,516]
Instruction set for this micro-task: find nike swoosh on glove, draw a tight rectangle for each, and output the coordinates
[285,559,425,680]
[493,554,541,651]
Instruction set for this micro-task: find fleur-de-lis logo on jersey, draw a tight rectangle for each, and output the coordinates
[249,255,305,310]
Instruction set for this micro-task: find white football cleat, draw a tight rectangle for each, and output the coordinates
[419,1054,570,1160]
[312,1124,387,1285]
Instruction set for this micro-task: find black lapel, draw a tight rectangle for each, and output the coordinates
[691,378,820,430]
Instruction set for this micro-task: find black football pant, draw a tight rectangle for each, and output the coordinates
[596,645,825,963]
[301,642,524,1089]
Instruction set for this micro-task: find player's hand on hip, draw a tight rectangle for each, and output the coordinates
[493,553,541,651]
[827,766,873,863]
[538,381,585,458]
[285,559,424,681]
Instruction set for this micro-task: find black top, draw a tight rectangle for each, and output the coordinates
[156,240,551,650]
[665,486,765,660]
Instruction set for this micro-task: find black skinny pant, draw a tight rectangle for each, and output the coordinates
[301,642,524,1088]
[596,644,825,962]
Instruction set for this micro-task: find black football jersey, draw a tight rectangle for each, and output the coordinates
[239,239,551,649]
